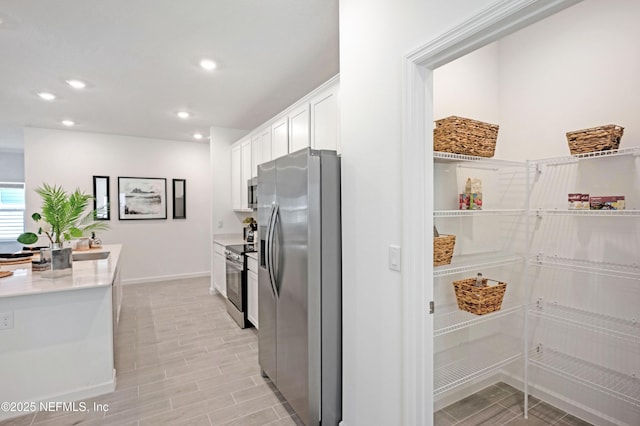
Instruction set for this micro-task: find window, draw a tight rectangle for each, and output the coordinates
[0,182,26,241]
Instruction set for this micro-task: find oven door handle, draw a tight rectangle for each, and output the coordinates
[267,202,279,297]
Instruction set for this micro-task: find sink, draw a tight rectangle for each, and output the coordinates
[72,251,110,261]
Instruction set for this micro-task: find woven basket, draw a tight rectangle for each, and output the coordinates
[434,116,499,158]
[453,277,507,315]
[434,235,455,266]
[566,125,624,155]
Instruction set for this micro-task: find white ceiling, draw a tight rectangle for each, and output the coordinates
[0,0,339,150]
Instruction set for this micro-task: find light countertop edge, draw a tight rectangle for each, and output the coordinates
[213,234,246,246]
[0,244,122,299]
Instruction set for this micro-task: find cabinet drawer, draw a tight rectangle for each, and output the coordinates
[247,257,258,273]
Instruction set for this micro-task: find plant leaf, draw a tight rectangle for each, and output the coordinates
[17,232,39,245]
[32,212,42,221]
[69,227,83,238]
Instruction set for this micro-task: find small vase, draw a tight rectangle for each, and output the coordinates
[40,244,73,279]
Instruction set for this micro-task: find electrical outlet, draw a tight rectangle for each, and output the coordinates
[0,311,14,330]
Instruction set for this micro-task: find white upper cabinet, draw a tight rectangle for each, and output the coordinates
[231,139,253,211]
[310,85,340,152]
[271,117,289,160]
[240,139,252,210]
[252,126,272,178]
[231,144,242,210]
[251,134,262,178]
[260,126,272,165]
[231,77,339,198]
[288,103,310,153]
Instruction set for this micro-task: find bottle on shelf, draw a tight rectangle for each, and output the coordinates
[475,272,483,287]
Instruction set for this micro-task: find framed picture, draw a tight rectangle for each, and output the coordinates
[93,175,110,220]
[172,179,186,219]
[118,177,167,220]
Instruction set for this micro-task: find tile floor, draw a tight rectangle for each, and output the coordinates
[0,277,301,426]
[435,382,593,426]
[0,277,594,426]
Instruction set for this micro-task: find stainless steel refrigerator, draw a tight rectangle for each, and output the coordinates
[257,148,341,426]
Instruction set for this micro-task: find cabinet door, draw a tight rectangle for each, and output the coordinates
[241,140,252,210]
[251,134,262,178]
[213,250,227,298]
[247,269,258,328]
[271,117,288,160]
[288,103,310,153]
[310,85,339,152]
[231,144,242,210]
[261,127,272,165]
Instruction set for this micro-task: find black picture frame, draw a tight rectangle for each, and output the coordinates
[92,176,110,220]
[118,177,167,220]
[172,179,186,219]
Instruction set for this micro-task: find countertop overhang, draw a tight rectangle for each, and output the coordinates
[0,244,122,299]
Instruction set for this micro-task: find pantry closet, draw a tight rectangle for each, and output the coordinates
[424,1,640,425]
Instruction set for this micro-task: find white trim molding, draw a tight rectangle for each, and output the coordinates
[401,0,580,424]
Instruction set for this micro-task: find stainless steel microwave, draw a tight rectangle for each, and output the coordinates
[247,177,257,209]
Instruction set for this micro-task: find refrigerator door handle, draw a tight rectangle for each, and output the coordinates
[267,202,279,297]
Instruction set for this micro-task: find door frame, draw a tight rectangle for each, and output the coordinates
[400,0,581,423]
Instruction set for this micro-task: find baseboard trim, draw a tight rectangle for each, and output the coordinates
[0,374,116,421]
[122,271,210,285]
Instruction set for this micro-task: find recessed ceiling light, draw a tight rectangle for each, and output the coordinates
[66,79,86,89]
[177,111,190,119]
[38,92,56,101]
[61,120,75,127]
[193,133,204,140]
[199,59,217,71]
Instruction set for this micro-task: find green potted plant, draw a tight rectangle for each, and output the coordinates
[17,184,109,277]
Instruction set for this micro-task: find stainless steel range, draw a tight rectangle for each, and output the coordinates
[225,243,256,328]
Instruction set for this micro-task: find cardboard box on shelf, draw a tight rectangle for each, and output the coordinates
[568,193,590,210]
[460,193,482,210]
[589,196,625,210]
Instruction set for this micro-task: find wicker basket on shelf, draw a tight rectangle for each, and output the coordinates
[565,124,624,155]
[433,234,455,266]
[434,116,499,158]
[453,277,507,315]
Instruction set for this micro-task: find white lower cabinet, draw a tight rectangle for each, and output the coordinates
[213,243,226,298]
[247,256,258,328]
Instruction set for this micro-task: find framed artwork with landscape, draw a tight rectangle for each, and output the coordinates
[118,177,167,220]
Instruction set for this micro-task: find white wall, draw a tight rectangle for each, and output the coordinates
[339,1,495,425]
[0,150,24,182]
[23,127,211,283]
[434,42,501,126]
[498,0,640,160]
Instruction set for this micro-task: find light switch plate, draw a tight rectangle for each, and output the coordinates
[388,245,401,272]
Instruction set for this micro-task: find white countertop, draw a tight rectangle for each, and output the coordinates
[213,233,246,246]
[0,244,122,299]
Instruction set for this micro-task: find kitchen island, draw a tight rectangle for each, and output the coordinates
[0,244,122,421]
